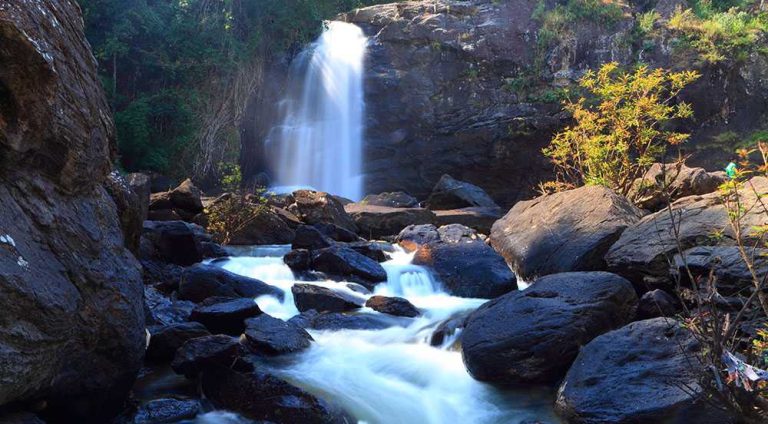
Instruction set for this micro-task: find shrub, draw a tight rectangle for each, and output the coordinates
[205,192,267,245]
[542,62,700,197]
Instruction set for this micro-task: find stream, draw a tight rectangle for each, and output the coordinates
[187,245,560,424]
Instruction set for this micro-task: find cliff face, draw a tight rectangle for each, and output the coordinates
[0,1,144,420]
[241,0,768,206]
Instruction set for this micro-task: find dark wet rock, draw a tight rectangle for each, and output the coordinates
[188,298,262,336]
[292,225,335,250]
[606,176,768,289]
[141,221,203,266]
[200,241,228,259]
[345,204,436,239]
[637,289,678,319]
[0,1,145,419]
[426,174,500,211]
[346,241,391,262]
[310,246,388,288]
[126,173,151,222]
[312,223,361,243]
[144,287,195,326]
[430,314,469,348]
[413,236,516,299]
[345,283,372,295]
[287,190,357,233]
[433,207,502,234]
[147,208,183,222]
[105,171,144,254]
[132,398,201,424]
[437,223,482,243]
[462,272,638,385]
[365,296,420,318]
[396,224,440,252]
[555,318,735,424]
[288,310,407,331]
[491,186,642,281]
[146,322,211,362]
[171,335,240,378]
[227,206,296,246]
[178,264,283,303]
[673,246,768,296]
[201,366,350,423]
[284,249,312,271]
[169,179,204,214]
[292,284,364,313]
[243,314,314,355]
[141,260,184,291]
[630,163,725,212]
[361,191,419,208]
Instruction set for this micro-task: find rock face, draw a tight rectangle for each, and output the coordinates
[606,176,768,288]
[555,318,735,424]
[287,190,357,232]
[491,186,642,281]
[149,179,204,222]
[630,163,724,211]
[141,221,204,266]
[104,171,143,253]
[412,224,516,298]
[0,1,145,420]
[345,203,436,239]
[462,272,637,385]
[227,205,296,245]
[673,246,768,295]
[361,191,419,208]
[426,174,500,210]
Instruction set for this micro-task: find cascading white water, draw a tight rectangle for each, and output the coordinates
[213,246,559,424]
[267,21,367,200]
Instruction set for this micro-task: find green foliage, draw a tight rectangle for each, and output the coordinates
[542,62,700,196]
[667,6,768,63]
[205,192,267,245]
[78,0,388,180]
[218,162,242,192]
[535,0,626,50]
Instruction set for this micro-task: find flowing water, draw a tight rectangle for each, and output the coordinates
[266,21,367,200]
[206,246,559,424]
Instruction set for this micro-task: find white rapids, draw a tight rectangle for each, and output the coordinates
[208,245,558,424]
[266,21,367,201]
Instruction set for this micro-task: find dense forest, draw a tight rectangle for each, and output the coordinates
[78,0,387,184]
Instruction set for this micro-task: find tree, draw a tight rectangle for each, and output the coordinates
[542,62,700,197]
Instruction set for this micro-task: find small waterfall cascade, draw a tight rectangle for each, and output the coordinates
[210,245,559,424]
[267,21,367,200]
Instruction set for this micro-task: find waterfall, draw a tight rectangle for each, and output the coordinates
[267,21,367,201]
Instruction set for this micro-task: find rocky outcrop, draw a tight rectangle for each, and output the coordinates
[104,171,144,253]
[345,203,436,239]
[461,272,637,385]
[361,191,419,208]
[171,335,241,378]
[630,163,724,211]
[146,322,211,362]
[555,318,735,424]
[140,221,204,266]
[0,1,145,420]
[606,176,768,289]
[673,246,768,295]
[149,179,204,222]
[491,186,642,281]
[287,190,358,232]
[433,207,502,234]
[413,227,517,298]
[426,174,500,210]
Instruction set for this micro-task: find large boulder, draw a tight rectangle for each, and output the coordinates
[141,221,203,266]
[227,205,296,246]
[361,191,419,208]
[292,284,364,313]
[289,310,407,331]
[630,162,725,211]
[178,264,283,303]
[201,366,350,423]
[461,272,638,385]
[188,298,263,336]
[0,1,145,420]
[426,174,500,210]
[365,296,420,318]
[126,173,151,222]
[555,318,735,424]
[171,335,241,378]
[148,179,204,222]
[243,314,314,355]
[606,176,768,288]
[310,245,388,288]
[433,207,503,234]
[491,185,642,281]
[131,398,201,424]
[146,322,211,362]
[413,225,516,298]
[345,203,436,239]
[673,246,768,295]
[287,190,357,232]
